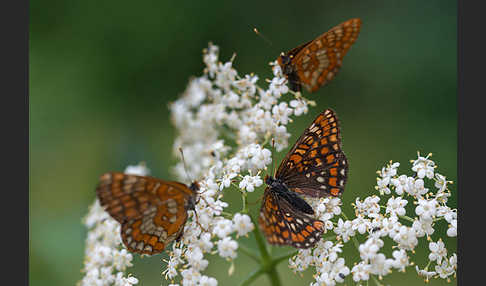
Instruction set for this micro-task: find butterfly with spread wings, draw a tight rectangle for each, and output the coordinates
[277,18,361,93]
[96,172,199,255]
[259,109,348,248]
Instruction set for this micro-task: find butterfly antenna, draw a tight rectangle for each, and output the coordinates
[178,147,193,183]
[253,27,273,47]
[271,138,277,177]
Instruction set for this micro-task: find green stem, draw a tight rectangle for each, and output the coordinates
[251,216,271,262]
[239,268,265,286]
[273,250,298,265]
[250,215,281,286]
[266,267,281,286]
[371,275,384,286]
[398,215,415,223]
[241,191,248,214]
[239,244,260,262]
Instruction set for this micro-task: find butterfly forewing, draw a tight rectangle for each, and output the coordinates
[96,172,196,255]
[259,187,325,248]
[279,18,361,93]
[276,109,348,197]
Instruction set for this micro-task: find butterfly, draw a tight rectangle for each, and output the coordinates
[259,109,348,248]
[277,18,361,93]
[96,172,199,255]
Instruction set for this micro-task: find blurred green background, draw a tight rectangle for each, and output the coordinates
[30,0,456,285]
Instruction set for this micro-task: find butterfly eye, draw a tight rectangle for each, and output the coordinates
[280,55,291,65]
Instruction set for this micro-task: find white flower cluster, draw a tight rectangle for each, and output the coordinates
[165,43,314,285]
[289,152,457,285]
[78,164,150,286]
[80,41,457,286]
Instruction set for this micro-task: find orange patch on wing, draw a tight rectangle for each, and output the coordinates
[282,231,289,238]
[326,154,336,164]
[330,168,338,176]
[321,147,329,155]
[329,177,338,187]
[290,154,302,163]
[149,236,158,246]
[291,233,297,241]
[299,144,310,149]
[313,221,324,230]
[331,188,340,196]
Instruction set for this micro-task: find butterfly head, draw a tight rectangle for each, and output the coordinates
[264,175,279,188]
[277,53,292,66]
[189,181,200,194]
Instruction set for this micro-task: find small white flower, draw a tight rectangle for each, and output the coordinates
[393,226,418,250]
[217,237,238,259]
[415,266,436,282]
[369,253,394,276]
[180,268,202,286]
[351,262,371,282]
[407,178,428,198]
[386,197,408,217]
[268,76,289,96]
[213,219,233,238]
[334,219,355,242]
[272,102,293,124]
[289,99,308,116]
[114,273,139,286]
[447,219,457,237]
[411,152,435,179]
[186,247,209,271]
[352,215,371,234]
[215,61,237,91]
[391,249,409,271]
[234,74,258,95]
[435,260,455,279]
[415,198,438,220]
[391,175,412,195]
[112,249,133,271]
[198,275,218,286]
[412,218,435,237]
[232,213,254,236]
[238,175,263,192]
[219,172,237,191]
[359,237,383,261]
[429,239,447,264]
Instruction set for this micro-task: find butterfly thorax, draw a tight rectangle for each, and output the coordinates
[265,176,314,215]
[277,54,302,92]
[187,181,200,211]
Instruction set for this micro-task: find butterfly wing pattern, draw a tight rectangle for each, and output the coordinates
[277,18,361,93]
[259,109,348,248]
[96,172,198,255]
[276,108,348,198]
[259,186,325,248]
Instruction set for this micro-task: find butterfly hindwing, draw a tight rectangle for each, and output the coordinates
[259,187,325,248]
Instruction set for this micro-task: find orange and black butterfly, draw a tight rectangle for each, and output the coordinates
[96,172,199,255]
[277,18,361,93]
[259,109,348,248]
